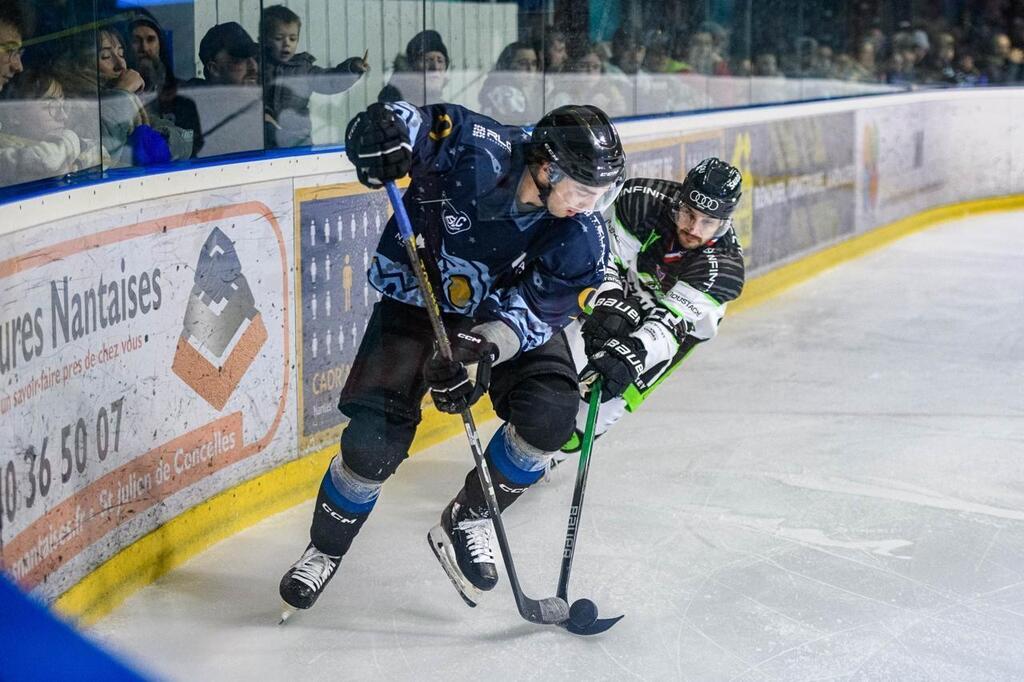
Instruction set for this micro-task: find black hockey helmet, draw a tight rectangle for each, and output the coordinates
[530,104,625,188]
[679,157,742,221]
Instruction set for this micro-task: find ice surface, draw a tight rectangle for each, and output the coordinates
[90,212,1024,681]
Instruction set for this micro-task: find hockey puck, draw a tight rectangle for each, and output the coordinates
[569,598,598,628]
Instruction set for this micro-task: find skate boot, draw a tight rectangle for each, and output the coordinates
[279,543,341,619]
[428,498,498,607]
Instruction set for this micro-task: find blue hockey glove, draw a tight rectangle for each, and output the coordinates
[581,290,643,356]
[585,336,647,398]
[345,103,412,188]
[425,330,499,414]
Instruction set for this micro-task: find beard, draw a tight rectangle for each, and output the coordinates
[136,56,167,93]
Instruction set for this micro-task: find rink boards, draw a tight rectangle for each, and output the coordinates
[1,89,1022,622]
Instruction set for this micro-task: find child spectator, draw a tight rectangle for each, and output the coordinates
[260,5,368,148]
[0,68,105,186]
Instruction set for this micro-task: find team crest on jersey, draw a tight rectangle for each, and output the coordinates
[442,199,472,235]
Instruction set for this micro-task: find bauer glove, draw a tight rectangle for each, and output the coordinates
[425,329,499,414]
[586,336,647,398]
[581,290,643,356]
[345,103,412,188]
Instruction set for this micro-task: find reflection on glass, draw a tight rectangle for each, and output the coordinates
[2,0,1023,200]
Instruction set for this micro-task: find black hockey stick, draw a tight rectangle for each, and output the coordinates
[384,181,569,626]
[557,377,625,635]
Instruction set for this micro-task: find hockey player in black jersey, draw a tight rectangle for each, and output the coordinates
[279,100,626,614]
[561,158,746,452]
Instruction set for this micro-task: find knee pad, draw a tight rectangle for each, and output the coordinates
[339,406,416,482]
[505,375,579,452]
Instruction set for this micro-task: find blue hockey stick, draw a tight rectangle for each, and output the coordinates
[384,181,569,626]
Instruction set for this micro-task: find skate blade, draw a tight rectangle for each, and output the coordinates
[278,602,297,625]
[427,525,481,608]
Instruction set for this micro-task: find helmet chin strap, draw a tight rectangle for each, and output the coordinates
[528,162,553,208]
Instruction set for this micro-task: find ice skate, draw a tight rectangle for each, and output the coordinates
[278,543,341,622]
[428,498,498,607]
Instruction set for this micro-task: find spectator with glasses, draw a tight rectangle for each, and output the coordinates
[0,68,105,187]
[184,22,264,156]
[0,1,25,93]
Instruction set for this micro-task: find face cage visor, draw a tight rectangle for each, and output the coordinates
[545,161,625,215]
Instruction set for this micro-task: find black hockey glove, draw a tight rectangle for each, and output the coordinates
[581,290,643,356]
[345,103,412,188]
[424,330,499,414]
[586,336,647,398]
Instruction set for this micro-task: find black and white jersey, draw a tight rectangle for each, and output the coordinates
[604,177,746,377]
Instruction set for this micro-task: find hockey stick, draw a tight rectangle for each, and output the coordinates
[556,377,625,635]
[383,181,569,626]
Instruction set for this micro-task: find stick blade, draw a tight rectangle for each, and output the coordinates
[565,614,624,636]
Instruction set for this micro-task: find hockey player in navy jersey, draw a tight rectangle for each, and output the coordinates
[280,100,626,612]
[561,158,746,454]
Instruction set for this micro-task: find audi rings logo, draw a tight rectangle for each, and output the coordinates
[689,190,720,212]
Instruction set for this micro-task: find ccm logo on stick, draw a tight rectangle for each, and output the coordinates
[689,190,720,212]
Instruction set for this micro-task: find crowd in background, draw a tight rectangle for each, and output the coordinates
[3,0,1024,190]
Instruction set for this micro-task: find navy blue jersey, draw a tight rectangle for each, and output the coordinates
[368,101,609,353]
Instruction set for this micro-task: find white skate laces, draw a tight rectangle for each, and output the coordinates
[289,545,340,592]
[457,518,496,565]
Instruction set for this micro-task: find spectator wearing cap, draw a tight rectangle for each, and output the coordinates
[379,29,450,106]
[260,4,368,148]
[0,0,25,93]
[130,12,203,156]
[184,22,264,157]
[191,22,260,86]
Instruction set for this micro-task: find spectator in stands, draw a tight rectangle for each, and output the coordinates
[260,5,368,148]
[687,30,730,76]
[981,33,1022,83]
[542,29,568,73]
[185,22,264,156]
[853,40,879,81]
[753,52,782,78]
[884,50,915,86]
[642,30,689,73]
[546,42,627,117]
[192,22,260,87]
[908,29,931,70]
[0,68,104,186]
[955,53,984,85]
[922,32,958,84]
[379,29,449,106]
[608,26,645,75]
[130,13,203,156]
[478,40,540,125]
[0,0,24,93]
[58,28,181,167]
